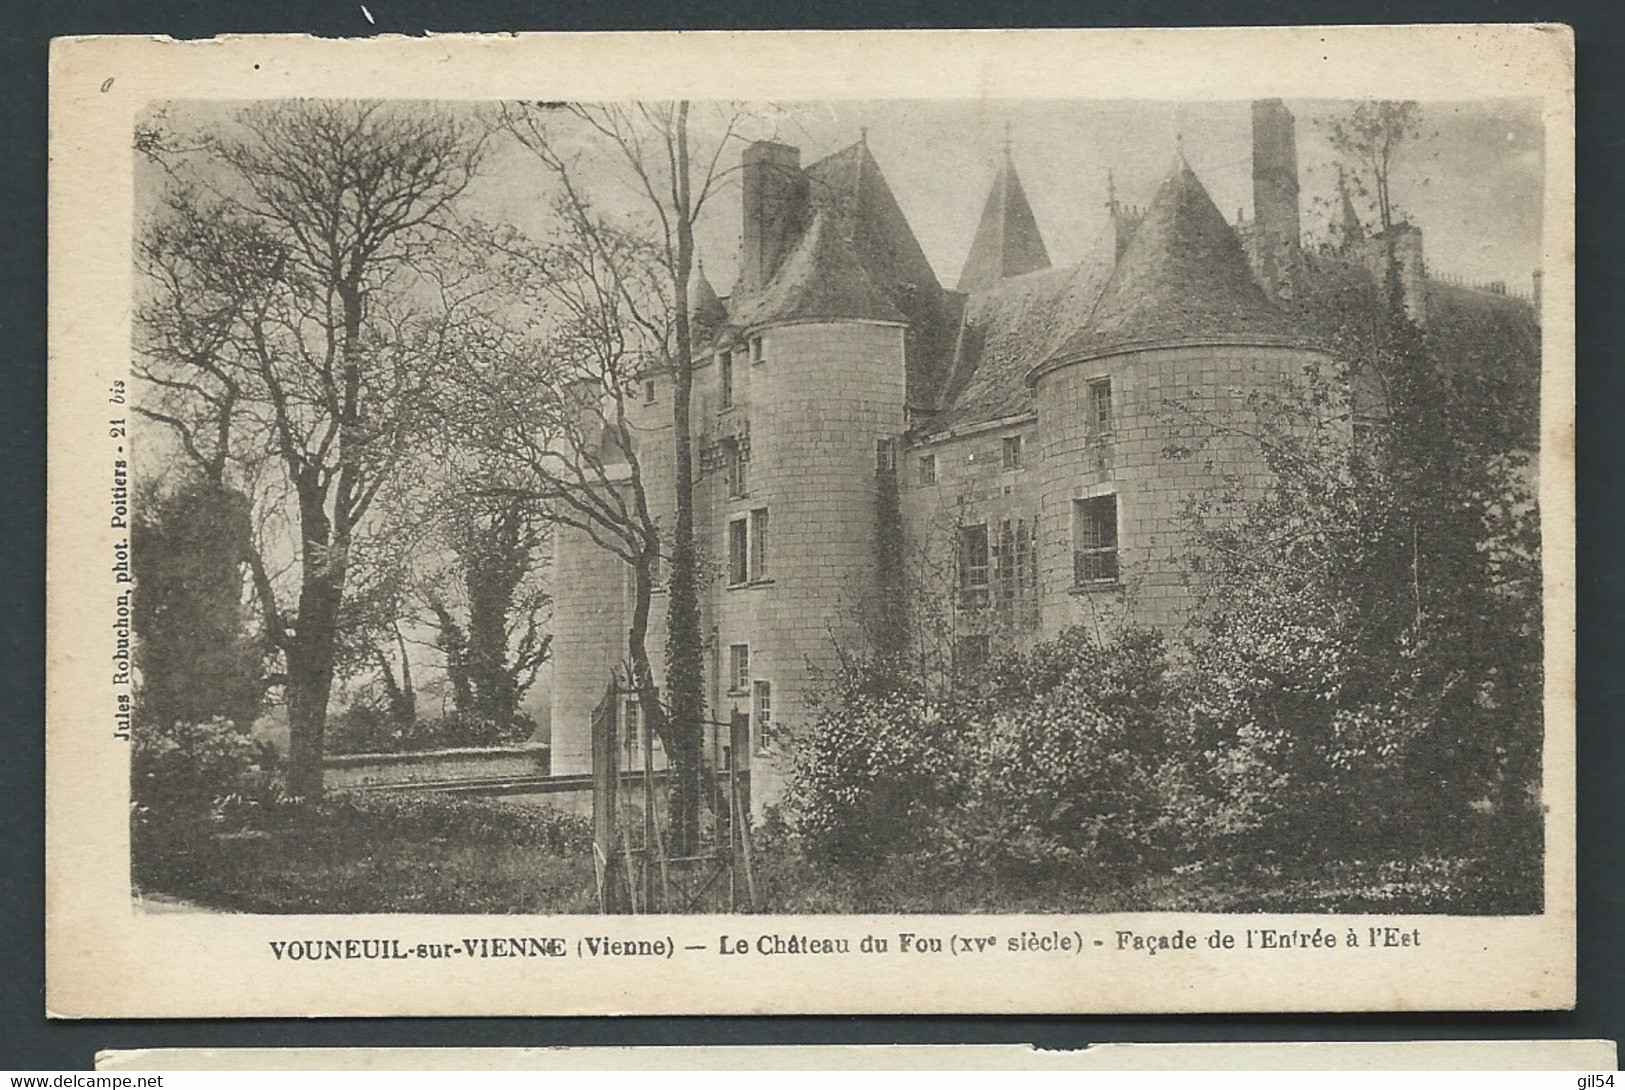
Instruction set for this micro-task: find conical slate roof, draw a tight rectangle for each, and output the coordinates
[729,209,904,328]
[956,149,1052,292]
[1045,160,1302,366]
[688,259,727,340]
[804,141,943,299]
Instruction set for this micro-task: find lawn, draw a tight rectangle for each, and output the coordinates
[133,792,599,914]
[132,791,1539,915]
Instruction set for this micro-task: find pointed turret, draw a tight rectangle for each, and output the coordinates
[688,258,727,342]
[956,145,1052,292]
[1044,159,1299,366]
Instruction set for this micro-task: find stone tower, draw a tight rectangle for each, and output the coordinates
[713,206,910,804]
[1031,158,1329,631]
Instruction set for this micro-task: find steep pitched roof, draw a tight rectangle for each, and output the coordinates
[919,258,1111,437]
[1046,160,1303,367]
[728,209,904,328]
[956,150,1052,292]
[802,141,958,408]
[804,141,942,300]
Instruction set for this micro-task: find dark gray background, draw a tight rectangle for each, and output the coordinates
[2,0,1619,1070]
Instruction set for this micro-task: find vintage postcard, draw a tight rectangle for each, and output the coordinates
[47,27,1576,1017]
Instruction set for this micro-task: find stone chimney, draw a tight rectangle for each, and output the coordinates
[1251,99,1303,299]
[738,140,806,294]
[1360,223,1428,325]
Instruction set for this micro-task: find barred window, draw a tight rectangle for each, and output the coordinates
[753,679,774,749]
[1088,377,1113,434]
[750,507,769,580]
[958,523,989,607]
[1073,494,1119,585]
[623,696,641,749]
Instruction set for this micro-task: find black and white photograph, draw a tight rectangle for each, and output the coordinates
[47,28,1575,1017]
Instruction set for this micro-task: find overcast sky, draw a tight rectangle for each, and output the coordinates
[148,96,1545,300]
[471,97,1544,298]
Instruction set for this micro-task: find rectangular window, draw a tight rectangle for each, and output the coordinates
[753,679,773,749]
[918,453,936,485]
[643,378,656,404]
[729,644,750,694]
[719,351,735,409]
[623,696,641,750]
[958,523,989,607]
[875,437,896,474]
[750,507,769,580]
[724,439,747,498]
[749,335,765,366]
[1073,494,1119,585]
[1088,377,1113,434]
[954,634,991,675]
[996,518,1016,608]
[728,517,749,585]
[1002,435,1023,470]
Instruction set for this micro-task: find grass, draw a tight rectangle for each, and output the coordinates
[133,792,599,914]
[133,792,1540,915]
[753,846,1540,916]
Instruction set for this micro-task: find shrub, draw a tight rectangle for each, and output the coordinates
[326,706,539,755]
[972,627,1182,870]
[784,668,969,863]
[787,628,1184,873]
[132,715,282,831]
[320,791,592,855]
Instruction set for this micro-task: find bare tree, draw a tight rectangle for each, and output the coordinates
[1319,100,1424,234]
[429,210,667,771]
[134,102,488,799]
[498,102,744,852]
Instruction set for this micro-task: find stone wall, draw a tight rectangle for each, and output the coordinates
[324,743,550,790]
[901,419,1045,660]
[1034,341,1333,635]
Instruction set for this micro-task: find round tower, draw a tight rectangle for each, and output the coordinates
[714,210,909,805]
[1029,159,1332,633]
[549,518,634,776]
